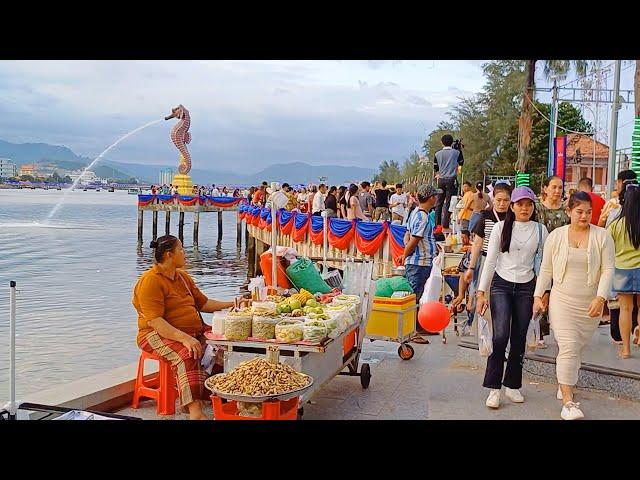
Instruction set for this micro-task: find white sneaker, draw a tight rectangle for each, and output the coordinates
[561,401,584,420]
[505,387,525,403]
[557,387,563,400]
[486,389,500,409]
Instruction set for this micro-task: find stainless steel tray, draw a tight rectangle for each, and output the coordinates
[204,373,314,402]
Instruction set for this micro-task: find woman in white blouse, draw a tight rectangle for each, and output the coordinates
[476,187,548,410]
[533,191,614,420]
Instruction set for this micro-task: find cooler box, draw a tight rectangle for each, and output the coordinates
[366,294,417,341]
[259,251,292,288]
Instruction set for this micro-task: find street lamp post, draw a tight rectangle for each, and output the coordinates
[581,103,599,190]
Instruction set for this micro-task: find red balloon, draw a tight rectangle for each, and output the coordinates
[418,302,450,333]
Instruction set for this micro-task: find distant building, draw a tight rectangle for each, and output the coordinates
[0,158,17,178]
[34,163,58,177]
[18,164,38,177]
[159,167,175,186]
[564,134,610,193]
[69,170,102,185]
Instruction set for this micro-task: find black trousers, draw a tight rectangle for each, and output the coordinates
[483,274,536,390]
[610,296,639,341]
[434,176,456,228]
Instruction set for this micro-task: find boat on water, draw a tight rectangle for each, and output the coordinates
[108,186,115,192]
[128,188,140,195]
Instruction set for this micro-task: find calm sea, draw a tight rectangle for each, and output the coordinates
[0,189,247,398]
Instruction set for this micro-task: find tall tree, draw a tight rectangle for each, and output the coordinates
[515,60,589,172]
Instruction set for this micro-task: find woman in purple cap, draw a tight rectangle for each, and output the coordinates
[476,186,548,410]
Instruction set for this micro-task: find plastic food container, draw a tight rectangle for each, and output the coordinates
[224,314,252,340]
[212,312,227,335]
[302,321,328,344]
[252,315,280,340]
[275,320,304,343]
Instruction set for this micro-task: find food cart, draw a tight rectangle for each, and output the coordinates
[206,259,376,419]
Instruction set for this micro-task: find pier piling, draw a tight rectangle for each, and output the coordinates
[165,211,171,236]
[236,211,242,247]
[217,211,223,241]
[178,211,185,243]
[137,209,144,245]
[193,212,200,247]
[152,211,158,241]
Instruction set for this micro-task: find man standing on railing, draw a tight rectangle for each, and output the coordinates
[433,134,464,232]
[401,184,442,343]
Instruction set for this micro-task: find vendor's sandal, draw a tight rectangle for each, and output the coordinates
[411,335,430,344]
[619,348,631,359]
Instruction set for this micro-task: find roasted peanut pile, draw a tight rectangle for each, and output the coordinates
[208,358,310,397]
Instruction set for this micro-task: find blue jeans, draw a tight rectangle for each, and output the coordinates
[482,273,536,390]
[469,212,482,233]
[405,263,432,305]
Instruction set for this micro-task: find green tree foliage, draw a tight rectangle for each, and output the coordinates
[420,60,591,192]
[374,160,402,184]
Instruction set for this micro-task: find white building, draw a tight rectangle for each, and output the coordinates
[0,158,17,178]
[70,170,102,185]
[159,167,175,186]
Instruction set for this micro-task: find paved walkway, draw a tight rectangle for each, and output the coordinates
[117,329,640,420]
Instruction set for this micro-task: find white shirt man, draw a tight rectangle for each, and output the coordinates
[211,185,220,196]
[390,185,408,222]
[312,184,327,215]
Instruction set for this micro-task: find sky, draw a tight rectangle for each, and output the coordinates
[0,60,635,174]
[0,60,486,173]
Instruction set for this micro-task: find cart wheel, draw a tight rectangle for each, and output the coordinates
[297,407,304,420]
[398,343,415,360]
[360,363,371,389]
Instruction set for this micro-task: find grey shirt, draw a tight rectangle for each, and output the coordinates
[359,191,373,216]
[434,147,464,178]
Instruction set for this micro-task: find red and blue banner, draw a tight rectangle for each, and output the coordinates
[388,223,407,266]
[328,218,355,250]
[137,194,155,207]
[157,194,175,204]
[238,204,249,219]
[177,195,199,206]
[258,208,272,231]
[250,206,262,226]
[309,215,325,246]
[354,220,387,256]
[292,212,310,243]
[206,196,244,208]
[278,209,294,236]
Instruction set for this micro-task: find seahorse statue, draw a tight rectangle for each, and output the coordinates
[165,104,192,175]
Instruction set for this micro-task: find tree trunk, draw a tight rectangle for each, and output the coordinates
[633,60,640,118]
[515,60,537,172]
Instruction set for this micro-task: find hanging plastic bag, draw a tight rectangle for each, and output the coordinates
[420,253,443,305]
[526,314,541,352]
[478,313,493,357]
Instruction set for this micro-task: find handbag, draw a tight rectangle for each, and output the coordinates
[533,222,543,277]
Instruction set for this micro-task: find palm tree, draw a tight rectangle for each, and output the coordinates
[515,60,589,172]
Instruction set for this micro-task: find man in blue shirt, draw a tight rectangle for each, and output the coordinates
[403,184,442,341]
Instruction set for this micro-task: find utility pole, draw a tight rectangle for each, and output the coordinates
[607,60,622,197]
[548,79,558,177]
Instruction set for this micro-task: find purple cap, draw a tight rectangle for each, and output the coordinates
[510,186,537,203]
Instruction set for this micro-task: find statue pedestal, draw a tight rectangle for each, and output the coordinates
[173,174,193,195]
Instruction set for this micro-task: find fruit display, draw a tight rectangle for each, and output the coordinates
[443,266,459,275]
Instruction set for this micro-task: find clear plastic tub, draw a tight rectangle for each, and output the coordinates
[275,320,304,343]
[224,315,252,340]
[252,315,280,340]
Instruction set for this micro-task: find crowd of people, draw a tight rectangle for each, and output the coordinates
[402,161,639,420]
[131,133,639,421]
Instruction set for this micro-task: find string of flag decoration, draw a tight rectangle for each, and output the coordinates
[354,220,387,256]
[278,209,294,236]
[309,216,325,246]
[137,195,245,208]
[388,223,408,266]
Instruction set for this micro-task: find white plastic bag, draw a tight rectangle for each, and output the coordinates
[478,314,493,357]
[526,314,541,352]
[420,253,443,305]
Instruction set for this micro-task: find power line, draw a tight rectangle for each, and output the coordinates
[557,61,616,89]
[527,95,596,136]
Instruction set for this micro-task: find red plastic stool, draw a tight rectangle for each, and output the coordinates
[210,395,299,420]
[132,351,179,415]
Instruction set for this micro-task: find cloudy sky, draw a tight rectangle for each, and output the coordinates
[0,60,487,172]
[0,60,635,174]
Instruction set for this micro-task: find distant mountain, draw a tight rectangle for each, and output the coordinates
[0,139,376,185]
[0,139,84,165]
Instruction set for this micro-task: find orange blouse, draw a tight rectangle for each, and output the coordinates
[133,265,208,344]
